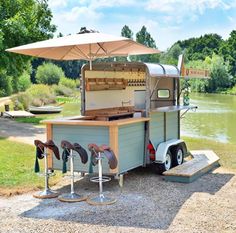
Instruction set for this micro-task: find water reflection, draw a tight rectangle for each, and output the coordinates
[181,93,236,143]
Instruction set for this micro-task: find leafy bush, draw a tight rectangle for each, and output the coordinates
[18,72,31,92]
[11,93,31,110]
[223,85,236,95]
[188,79,208,93]
[52,84,74,97]
[186,54,232,93]
[26,84,56,106]
[59,77,76,89]
[35,63,65,85]
[0,69,13,97]
[206,55,232,92]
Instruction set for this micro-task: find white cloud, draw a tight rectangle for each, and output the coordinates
[88,0,138,9]
[146,0,235,24]
[62,6,102,22]
[48,0,68,8]
[146,0,232,12]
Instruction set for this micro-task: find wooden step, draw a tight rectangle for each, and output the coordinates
[2,111,35,118]
[163,150,220,183]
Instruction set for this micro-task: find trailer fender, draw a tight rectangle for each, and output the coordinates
[155,139,185,164]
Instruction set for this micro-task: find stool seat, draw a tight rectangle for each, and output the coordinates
[34,139,60,160]
[88,143,108,153]
[61,140,88,164]
[88,143,117,169]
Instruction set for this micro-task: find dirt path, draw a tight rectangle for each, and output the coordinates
[0,118,45,145]
[0,167,235,233]
[0,96,13,107]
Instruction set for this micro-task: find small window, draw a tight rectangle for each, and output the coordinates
[157,89,170,98]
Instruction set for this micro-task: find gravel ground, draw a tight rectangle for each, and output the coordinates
[0,166,235,233]
[0,118,45,145]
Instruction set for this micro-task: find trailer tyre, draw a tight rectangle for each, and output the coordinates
[172,145,184,167]
[155,150,173,174]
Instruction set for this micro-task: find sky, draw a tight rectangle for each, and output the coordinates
[48,0,236,51]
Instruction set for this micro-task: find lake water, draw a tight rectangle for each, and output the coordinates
[52,93,236,144]
[181,93,236,144]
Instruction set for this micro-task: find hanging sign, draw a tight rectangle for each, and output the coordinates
[178,55,210,79]
[183,68,210,79]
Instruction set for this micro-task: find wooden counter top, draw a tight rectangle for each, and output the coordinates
[42,116,150,127]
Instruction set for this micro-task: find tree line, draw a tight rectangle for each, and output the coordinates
[1,0,236,97]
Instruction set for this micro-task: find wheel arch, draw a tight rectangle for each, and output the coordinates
[155,139,186,164]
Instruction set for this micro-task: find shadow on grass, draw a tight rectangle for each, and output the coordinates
[21,167,234,230]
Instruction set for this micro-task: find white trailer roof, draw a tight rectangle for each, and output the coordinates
[145,63,180,78]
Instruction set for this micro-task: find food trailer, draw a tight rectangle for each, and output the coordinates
[43,62,197,176]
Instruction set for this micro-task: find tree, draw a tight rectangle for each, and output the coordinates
[136,26,156,48]
[219,30,236,77]
[36,63,65,85]
[0,0,56,92]
[187,54,232,93]
[0,69,13,97]
[121,25,133,39]
[18,71,32,92]
[206,54,232,92]
[177,34,223,61]
[160,44,182,65]
[134,26,159,62]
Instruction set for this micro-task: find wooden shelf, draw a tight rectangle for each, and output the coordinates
[86,78,128,91]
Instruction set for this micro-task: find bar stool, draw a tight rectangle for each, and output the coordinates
[58,140,88,202]
[87,144,117,205]
[33,140,60,199]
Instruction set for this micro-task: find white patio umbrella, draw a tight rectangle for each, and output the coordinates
[6,31,160,69]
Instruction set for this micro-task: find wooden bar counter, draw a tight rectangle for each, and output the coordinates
[43,116,150,175]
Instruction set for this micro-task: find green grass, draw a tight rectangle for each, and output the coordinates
[183,136,236,171]
[0,137,59,196]
[15,117,46,124]
[56,95,80,103]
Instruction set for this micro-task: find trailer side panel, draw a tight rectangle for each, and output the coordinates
[166,111,178,140]
[118,122,145,172]
[52,125,110,173]
[149,112,165,148]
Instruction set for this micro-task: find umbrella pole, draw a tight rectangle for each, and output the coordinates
[89,44,92,70]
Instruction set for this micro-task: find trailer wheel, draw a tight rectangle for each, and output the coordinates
[172,145,184,167]
[155,150,173,174]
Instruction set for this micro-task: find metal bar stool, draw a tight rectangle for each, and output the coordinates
[87,144,117,205]
[58,140,88,202]
[33,140,60,199]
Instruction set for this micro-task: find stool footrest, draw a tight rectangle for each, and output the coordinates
[36,172,55,177]
[90,176,111,183]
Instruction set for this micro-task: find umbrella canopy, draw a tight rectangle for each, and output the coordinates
[6,32,160,69]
